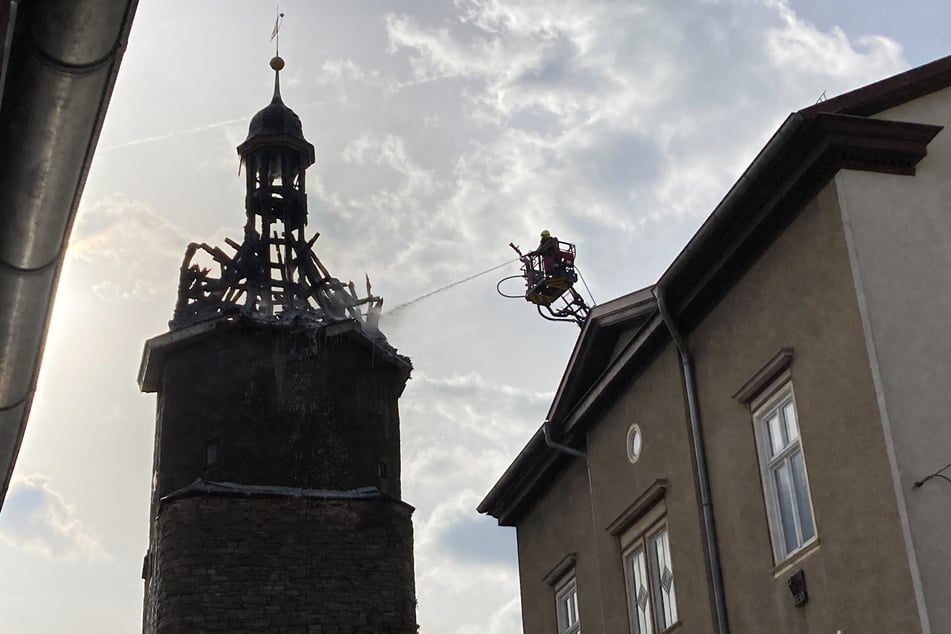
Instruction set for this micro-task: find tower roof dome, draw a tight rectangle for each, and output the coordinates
[237,56,315,164]
[247,95,305,139]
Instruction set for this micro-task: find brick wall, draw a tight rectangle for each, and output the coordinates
[144,493,417,633]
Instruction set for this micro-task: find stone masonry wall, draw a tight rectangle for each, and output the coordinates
[144,493,416,633]
[154,323,409,503]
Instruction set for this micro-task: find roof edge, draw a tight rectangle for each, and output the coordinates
[477,426,566,526]
[660,112,941,326]
[139,315,411,393]
[480,302,663,525]
[800,54,951,118]
[545,286,656,422]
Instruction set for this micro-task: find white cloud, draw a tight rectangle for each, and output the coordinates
[764,1,905,78]
[412,489,521,632]
[10,1,924,632]
[0,475,109,562]
[355,0,908,309]
[319,57,382,85]
[454,595,522,634]
[70,197,190,303]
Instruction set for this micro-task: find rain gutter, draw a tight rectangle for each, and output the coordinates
[0,0,139,509]
[659,113,806,294]
[0,0,18,105]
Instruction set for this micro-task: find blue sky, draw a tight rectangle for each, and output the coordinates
[0,1,946,632]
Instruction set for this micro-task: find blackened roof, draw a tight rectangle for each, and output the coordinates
[246,84,306,141]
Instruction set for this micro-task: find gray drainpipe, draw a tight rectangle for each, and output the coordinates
[543,419,587,458]
[653,287,729,634]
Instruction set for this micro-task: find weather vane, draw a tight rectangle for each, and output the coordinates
[270,7,285,55]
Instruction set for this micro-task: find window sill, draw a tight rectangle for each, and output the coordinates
[662,620,683,633]
[771,538,820,578]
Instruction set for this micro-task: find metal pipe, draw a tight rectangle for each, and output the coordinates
[543,419,587,458]
[0,0,139,509]
[653,287,729,634]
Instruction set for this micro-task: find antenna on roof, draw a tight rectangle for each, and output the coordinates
[815,90,827,104]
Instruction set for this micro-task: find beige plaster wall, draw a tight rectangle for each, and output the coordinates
[834,85,951,634]
[689,182,920,633]
[515,342,716,633]
[515,457,600,634]
[584,343,715,634]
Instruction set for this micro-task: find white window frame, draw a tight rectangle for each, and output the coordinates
[623,521,679,634]
[555,576,581,634]
[753,383,818,563]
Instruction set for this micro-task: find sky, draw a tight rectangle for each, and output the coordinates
[0,1,947,632]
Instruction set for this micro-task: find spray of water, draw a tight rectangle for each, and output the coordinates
[385,259,518,316]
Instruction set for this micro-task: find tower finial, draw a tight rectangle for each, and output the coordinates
[270,55,285,103]
[269,9,286,103]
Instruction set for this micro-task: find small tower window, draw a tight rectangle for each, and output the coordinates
[205,439,219,467]
[377,460,388,479]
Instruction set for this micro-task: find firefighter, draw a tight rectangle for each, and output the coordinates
[528,229,560,274]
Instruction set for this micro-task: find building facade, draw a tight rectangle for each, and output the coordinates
[138,57,417,633]
[480,56,951,634]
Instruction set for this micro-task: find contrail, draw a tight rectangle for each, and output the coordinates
[96,74,458,154]
[97,97,346,153]
[97,116,249,152]
[389,72,459,90]
[385,259,517,316]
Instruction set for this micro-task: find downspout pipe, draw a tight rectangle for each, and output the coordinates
[653,287,729,634]
[543,419,586,458]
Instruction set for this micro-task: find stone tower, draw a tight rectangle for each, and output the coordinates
[137,56,416,633]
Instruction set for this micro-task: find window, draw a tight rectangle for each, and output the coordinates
[205,439,219,467]
[626,423,643,463]
[754,385,816,561]
[624,524,678,633]
[555,577,581,634]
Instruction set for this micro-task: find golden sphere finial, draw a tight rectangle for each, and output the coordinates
[270,56,285,71]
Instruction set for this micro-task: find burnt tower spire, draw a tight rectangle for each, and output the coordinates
[235,54,316,316]
[139,55,416,633]
[172,56,383,332]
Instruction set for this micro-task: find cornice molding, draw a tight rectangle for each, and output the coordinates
[606,479,669,536]
[733,348,794,405]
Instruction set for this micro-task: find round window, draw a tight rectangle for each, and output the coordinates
[626,423,643,463]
